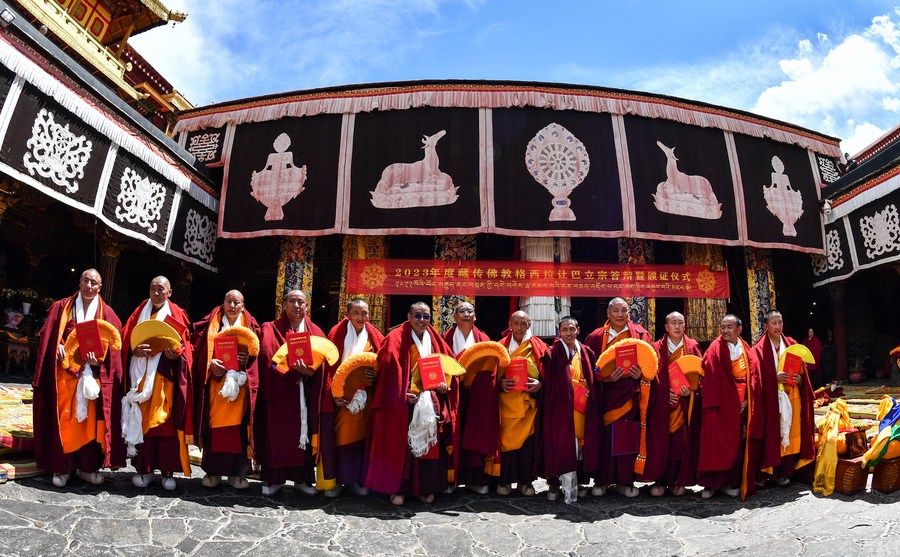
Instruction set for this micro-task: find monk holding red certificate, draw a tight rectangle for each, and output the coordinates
[496,311,546,496]
[584,297,652,498]
[191,290,260,489]
[322,298,384,496]
[33,268,124,488]
[255,289,324,496]
[442,302,494,495]
[538,316,597,502]
[751,310,815,488]
[121,276,193,491]
[698,314,763,500]
[363,302,457,506]
[647,311,703,496]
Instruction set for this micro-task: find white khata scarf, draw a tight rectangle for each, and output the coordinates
[122,300,172,457]
[508,328,532,355]
[343,323,370,415]
[771,336,793,448]
[728,340,744,361]
[218,313,246,401]
[408,329,437,457]
[667,336,684,355]
[452,326,474,356]
[74,294,100,422]
[608,325,629,342]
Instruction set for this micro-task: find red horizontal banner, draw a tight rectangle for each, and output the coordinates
[347,259,729,298]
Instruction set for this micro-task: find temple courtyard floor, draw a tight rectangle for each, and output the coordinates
[0,465,897,557]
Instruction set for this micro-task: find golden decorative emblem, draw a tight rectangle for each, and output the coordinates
[428,371,439,381]
[222,353,232,363]
[361,263,387,290]
[696,269,716,293]
[295,347,305,358]
[621,358,633,368]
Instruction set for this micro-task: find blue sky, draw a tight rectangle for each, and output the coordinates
[132,0,900,155]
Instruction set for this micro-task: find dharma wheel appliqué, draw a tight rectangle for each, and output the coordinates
[525,123,590,222]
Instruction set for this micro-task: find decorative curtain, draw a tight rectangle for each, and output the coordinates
[339,235,387,331]
[276,237,316,317]
[433,235,477,333]
[683,244,727,342]
[520,238,571,338]
[745,247,776,342]
[618,238,655,339]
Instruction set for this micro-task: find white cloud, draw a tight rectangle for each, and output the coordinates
[841,121,886,154]
[752,12,900,155]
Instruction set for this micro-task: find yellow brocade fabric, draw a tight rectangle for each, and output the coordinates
[602,329,634,426]
[335,406,368,446]
[55,296,105,454]
[814,399,851,496]
[140,374,173,433]
[571,350,586,442]
[499,341,538,452]
[668,346,686,434]
[781,382,802,456]
[207,311,250,429]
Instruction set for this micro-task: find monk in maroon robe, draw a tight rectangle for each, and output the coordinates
[584,297,651,498]
[363,302,458,506]
[647,311,703,496]
[538,316,599,502]
[442,302,495,494]
[496,311,546,496]
[323,298,384,495]
[254,289,323,496]
[33,268,124,487]
[121,276,193,491]
[751,311,816,487]
[698,314,764,500]
[802,328,823,387]
[191,290,260,489]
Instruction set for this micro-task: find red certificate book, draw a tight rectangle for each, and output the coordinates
[214,335,239,369]
[75,320,103,360]
[783,352,803,386]
[668,360,691,394]
[286,331,313,366]
[505,359,529,391]
[616,343,638,370]
[736,382,747,402]
[164,314,188,337]
[573,382,589,413]
[418,355,445,391]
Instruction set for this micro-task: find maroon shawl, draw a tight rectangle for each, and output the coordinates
[363,322,455,494]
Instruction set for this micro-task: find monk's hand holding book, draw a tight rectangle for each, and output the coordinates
[525,378,541,393]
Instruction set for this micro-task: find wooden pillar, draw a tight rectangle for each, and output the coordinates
[618,238,655,339]
[276,237,315,317]
[98,231,125,300]
[830,282,847,382]
[339,235,386,332]
[433,235,477,333]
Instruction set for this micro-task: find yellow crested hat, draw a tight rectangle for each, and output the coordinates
[272,335,339,373]
[674,354,704,390]
[595,337,659,380]
[130,320,181,354]
[63,319,122,369]
[215,325,260,356]
[331,352,378,400]
[458,341,511,387]
[410,353,465,394]
[498,356,540,380]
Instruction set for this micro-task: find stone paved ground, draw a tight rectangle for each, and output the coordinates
[0,467,898,557]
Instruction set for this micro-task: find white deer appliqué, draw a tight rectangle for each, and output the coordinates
[652,141,722,220]
[370,130,458,209]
